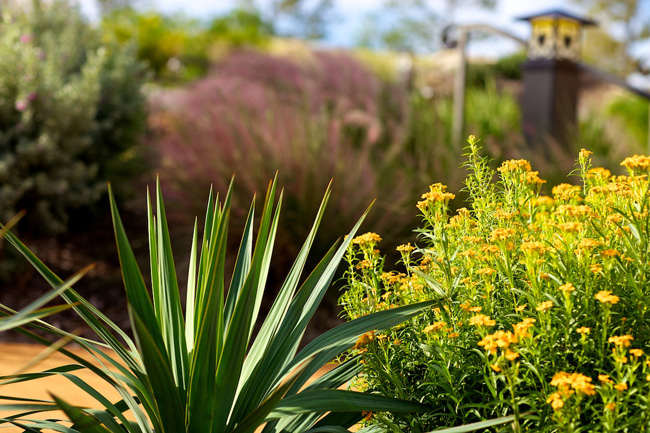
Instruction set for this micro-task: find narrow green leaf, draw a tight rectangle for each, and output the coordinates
[266,390,429,419]
[224,199,255,328]
[51,394,112,433]
[285,299,436,394]
[304,426,352,433]
[240,186,331,388]
[301,359,362,392]
[131,311,185,433]
[147,188,162,329]
[0,418,79,433]
[229,357,312,433]
[0,265,90,332]
[109,186,165,358]
[425,414,520,432]
[185,218,199,352]
[187,185,233,433]
[155,179,189,396]
[212,270,258,433]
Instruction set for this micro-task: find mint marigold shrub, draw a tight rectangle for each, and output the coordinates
[340,136,650,432]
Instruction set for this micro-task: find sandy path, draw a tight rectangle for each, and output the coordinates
[0,343,337,433]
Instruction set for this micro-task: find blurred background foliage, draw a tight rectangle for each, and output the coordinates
[0,0,648,340]
[0,0,147,237]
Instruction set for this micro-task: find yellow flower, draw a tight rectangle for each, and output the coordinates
[576,327,590,335]
[547,392,564,410]
[552,183,582,201]
[505,349,520,361]
[515,304,527,312]
[536,301,554,312]
[498,159,532,173]
[630,348,644,357]
[595,290,620,305]
[490,228,516,241]
[579,148,593,159]
[523,170,546,186]
[550,372,596,396]
[599,375,613,384]
[490,364,502,372]
[476,267,497,276]
[513,318,536,338]
[354,331,376,350]
[417,183,455,211]
[586,167,611,180]
[608,335,634,347]
[423,322,446,333]
[557,222,584,233]
[614,382,628,392]
[600,249,620,258]
[353,232,382,246]
[621,154,650,172]
[396,243,414,253]
[534,196,555,207]
[521,241,548,255]
[469,314,496,327]
[478,330,518,354]
[578,238,601,249]
[559,283,575,293]
[605,402,616,411]
[468,306,482,313]
[590,264,603,273]
[480,244,500,254]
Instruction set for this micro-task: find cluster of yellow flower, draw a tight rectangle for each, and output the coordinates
[416,183,456,213]
[352,232,382,247]
[342,145,650,431]
[595,290,620,305]
[620,154,650,172]
[547,372,596,410]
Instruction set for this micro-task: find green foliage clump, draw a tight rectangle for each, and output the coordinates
[100,8,272,82]
[608,95,649,151]
[341,137,650,432]
[493,51,526,80]
[0,0,147,235]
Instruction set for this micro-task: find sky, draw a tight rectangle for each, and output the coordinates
[78,0,590,58]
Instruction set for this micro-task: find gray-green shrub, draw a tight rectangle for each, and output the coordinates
[0,0,147,235]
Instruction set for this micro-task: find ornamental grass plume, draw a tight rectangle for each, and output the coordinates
[340,136,650,432]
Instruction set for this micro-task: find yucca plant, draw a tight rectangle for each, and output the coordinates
[0,178,434,433]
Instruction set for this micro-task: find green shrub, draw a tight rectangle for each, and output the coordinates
[494,51,526,80]
[608,95,649,152]
[100,8,272,82]
[0,0,147,235]
[0,179,434,432]
[341,137,650,432]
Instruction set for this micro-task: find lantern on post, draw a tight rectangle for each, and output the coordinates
[517,9,596,149]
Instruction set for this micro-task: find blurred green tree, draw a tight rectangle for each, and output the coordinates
[96,0,139,16]
[356,0,497,53]
[235,0,333,39]
[572,0,650,74]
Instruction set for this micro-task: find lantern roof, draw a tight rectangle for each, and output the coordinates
[516,9,597,26]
